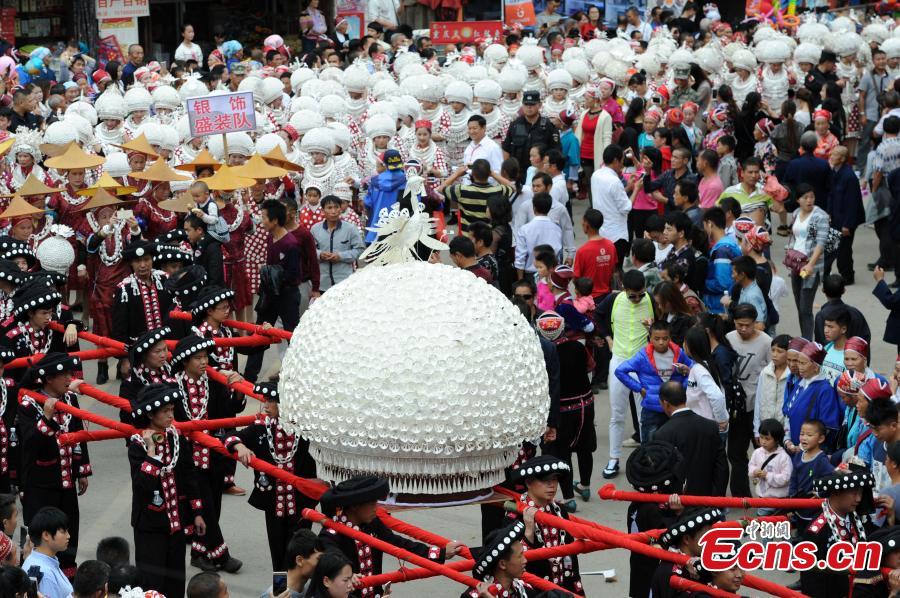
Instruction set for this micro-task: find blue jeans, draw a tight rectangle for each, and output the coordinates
[640,409,669,442]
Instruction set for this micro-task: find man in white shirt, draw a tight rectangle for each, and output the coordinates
[590,144,631,266]
[514,172,575,263]
[624,7,653,41]
[463,115,503,174]
[515,192,563,277]
[366,0,400,31]
[545,148,570,210]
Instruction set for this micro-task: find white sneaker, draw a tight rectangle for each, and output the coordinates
[622,438,641,448]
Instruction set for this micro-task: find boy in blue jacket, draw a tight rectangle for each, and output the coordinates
[553,109,581,194]
[615,320,693,442]
[702,206,741,314]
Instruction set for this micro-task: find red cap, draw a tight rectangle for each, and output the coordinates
[666,107,684,125]
[837,370,866,395]
[799,342,826,366]
[91,69,111,84]
[861,378,892,401]
[788,337,810,354]
[414,119,432,131]
[655,85,669,101]
[558,109,577,128]
[281,125,299,143]
[844,336,869,358]
[550,265,574,289]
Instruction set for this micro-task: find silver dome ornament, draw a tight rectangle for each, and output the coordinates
[35,225,76,276]
[279,258,548,496]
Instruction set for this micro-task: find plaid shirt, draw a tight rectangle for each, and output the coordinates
[873,136,900,175]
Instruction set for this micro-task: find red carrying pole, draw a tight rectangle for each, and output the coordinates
[57,429,127,445]
[169,310,293,341]
[304,508,490,593]
[598,484,823,510]
[6,348,123,370]
[499,490,806,598]
[205,367,263,401]
[670,576,740,597]
[375,511,576,595]
[57,415,260,446]
[19,388,139,436]
[49,322,127,351]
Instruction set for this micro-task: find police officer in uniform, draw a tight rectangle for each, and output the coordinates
[502,90,562,184]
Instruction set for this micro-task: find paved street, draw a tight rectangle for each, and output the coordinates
[62,201,893,596]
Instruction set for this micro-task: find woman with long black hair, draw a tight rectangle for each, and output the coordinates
[684,326,728,438]
[735,92,768,163]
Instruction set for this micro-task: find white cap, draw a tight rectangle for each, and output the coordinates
[42,120,79,147]
[151,85,182,111]
[516,42,544,69]
[343,65,371,93]
[693,46,723,74]
[668,48,693,70]
[483,44,508,67]
[474,79,502,104]
[564,59,590,84]
[394,95,420,120]
[64,113,93,146]
[731,48,758,72]
[237,76,261,103]
[883,38,900,60]
[290,67,317,95]
[562,47,585,63]
[497,67,526,94]
[290,95,319,114]
[259,77,285,105]
[830,31,862,57]
[95,88,127,121]
[207,131,255,159]
[794,42,822,65]
[798,22,829,46]
[755,38,791,63]
[255,132,287,156]
[546,69,573,92]
[410,74,443,103]
[319,66,345,85]
[124,86,153,114]
[104,151,131,178]
[289,109,325,135]
[444,80,473,106]
[66,99,98,126]
[368,100,398,122]
[327,122,352,152]
[300,127,334,156]
[178,76,208,102]
[863,23,890,45]
[465,65,488,85]
[373,78,400,101]
[365,113,396,139]
[319,94,347,120]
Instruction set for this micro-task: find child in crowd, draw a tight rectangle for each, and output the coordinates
[644,214,671,265]
[788,419,834,526]
[534,248,558,312]
[716,135,738,188]
[754,334,790,440]
[189,180,230,244]
[573,277,595,316]
[555,109,581,191]
[748,419,793,513]
[298,184,324,230]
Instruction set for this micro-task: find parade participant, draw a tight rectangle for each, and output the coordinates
[128,158,191,240]
[174,148,220,180]
[801,468,876,597]
[542,71,573,121]
[318,475,460,598]
[6,280,78,368]
[17,352,89,578]
[503,455,583,593]
[852,525,900,597]
[299,128,345,199]
[466,520,535,598]
[44,145,106,308]
[153,241,193,276]
[82,189,139,384]
[414,78,450,144]
[183,215,224,288]
[473,79,511,144]
[2,128,46,195]
[649,507,725,598]
[92,88,127,157]
[727,49,758,107]
[226,381,318,569]
[407,121,448,201]
[163,264,207,339]
[362,115,397,178]
[0,235,37,272]
[122,87,153,140]
[111,239,171,366]
[0,193,45,246]
[127,383,204,598]
[116,134,161,201]
[783,342,844,453]
[757,39,792,118]
[0,258,20,325]
[443,81,474,170]
[625,441,684,598]
[498,67,526,122]
[170,335,243,573]
[119,327,175,421]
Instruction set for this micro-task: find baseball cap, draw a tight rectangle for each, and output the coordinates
[230,62,247,75]
[382,149,403,171]
[522,90,541,105]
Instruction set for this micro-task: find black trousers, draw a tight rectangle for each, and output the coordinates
[613,239,630,270]
[628,209,658,242]
[264,510,303,570]
[727,409,754,498]
[191,467,230,563]
[874,218,896,270]
[23,485,79,575]
[135,528,186,598]
[824,229,856,282]
[244,286,301,382]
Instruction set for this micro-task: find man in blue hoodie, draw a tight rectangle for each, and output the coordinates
[702,207,741,314]
[614,320,693,441]
[363,149,407,244]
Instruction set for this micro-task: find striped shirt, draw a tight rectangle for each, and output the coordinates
[443,182,514,232]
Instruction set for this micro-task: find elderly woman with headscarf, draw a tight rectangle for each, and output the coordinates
[16,47,53,85]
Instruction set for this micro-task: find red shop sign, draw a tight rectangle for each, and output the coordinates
[429,21,504,44]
